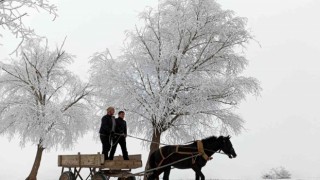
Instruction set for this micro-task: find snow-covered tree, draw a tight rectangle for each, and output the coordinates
[0,0,57,51]
[0,38,93,180]
[90,0,260,167]
[262,166,292,179]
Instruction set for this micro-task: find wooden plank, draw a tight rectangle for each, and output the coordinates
[103,160,142,169]
[113,154,141,161]
[98,152,104,166]
[102,170,133,178]
[58,154,104,167]
[58,155,62,166]
[58,154,142,169]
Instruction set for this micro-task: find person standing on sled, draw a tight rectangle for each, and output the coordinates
[99,106,116,160]
[109,111,129,160]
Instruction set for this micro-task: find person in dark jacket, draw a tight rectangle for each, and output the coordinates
[109,111,129,160]
[99,106,116,160]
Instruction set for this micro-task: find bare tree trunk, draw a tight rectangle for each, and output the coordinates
[143,128,161,180]
[25,144,44,180]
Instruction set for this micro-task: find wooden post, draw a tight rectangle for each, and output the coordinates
[78,152,81,167]
[58,155,62,166]
[98,152,104,165]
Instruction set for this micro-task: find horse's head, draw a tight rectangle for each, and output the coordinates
[218,135,237,159]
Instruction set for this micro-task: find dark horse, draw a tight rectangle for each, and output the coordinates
[147,135,237,180]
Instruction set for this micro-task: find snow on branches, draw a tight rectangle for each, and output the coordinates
[90,0,261,144]
[0,0,57,51]
[0,38,93,150]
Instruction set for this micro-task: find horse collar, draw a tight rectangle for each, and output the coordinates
[197,140,210,161]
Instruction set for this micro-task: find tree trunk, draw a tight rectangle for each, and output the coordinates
[143,128,161,180]
[25,144,44,180]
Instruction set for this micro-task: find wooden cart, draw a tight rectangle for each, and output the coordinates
[58,152,142,180]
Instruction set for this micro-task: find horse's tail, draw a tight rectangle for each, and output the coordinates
[148,151,157,169]
[146,150,157,180]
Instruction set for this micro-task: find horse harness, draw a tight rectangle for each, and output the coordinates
[157,140,211,167]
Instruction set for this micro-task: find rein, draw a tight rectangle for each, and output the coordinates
[130,153,201,177]
[156,140,214,168]
[112,133,229,178]
[115,133,227,155]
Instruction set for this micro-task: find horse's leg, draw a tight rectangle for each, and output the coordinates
[149,167,166,180]
[195,172,200,180]
[192,166,205,180]
[147,172,154,180]
[148,168,166,180]
[147,171,159,180]
[163,167,171,180]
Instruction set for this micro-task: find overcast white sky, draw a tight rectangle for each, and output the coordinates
[1,0,320,179]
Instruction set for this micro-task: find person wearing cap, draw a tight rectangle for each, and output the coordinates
[99,106,116,160]
[109,111,129,160]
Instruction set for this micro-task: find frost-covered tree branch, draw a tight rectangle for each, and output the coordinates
[0,38,94,179]
[90,0,261,163]
[0,0,57,52]
[0,38,94,149]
